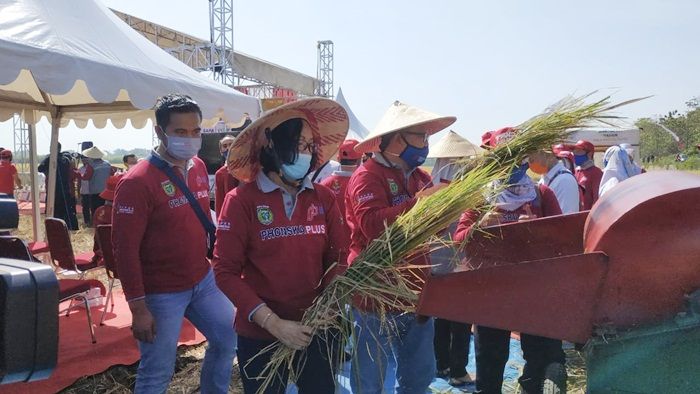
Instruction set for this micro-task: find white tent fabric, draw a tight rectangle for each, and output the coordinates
[0,0,261,241]
[0,0,261,128]
[335,87,369,141]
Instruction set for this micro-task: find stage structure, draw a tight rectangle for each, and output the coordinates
[316,40,334,98]
[12,5,329,167]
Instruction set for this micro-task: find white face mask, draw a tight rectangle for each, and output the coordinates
[165,135,202,161]
[281,153,312,181]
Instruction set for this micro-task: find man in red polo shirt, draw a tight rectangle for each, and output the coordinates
[214,135,239,217]
[320,139,362,237]
[572,139,603,210]
[112,94,235,394]
[0,150,22,198]
[347,101,454,394]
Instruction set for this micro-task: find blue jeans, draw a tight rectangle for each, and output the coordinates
[351,309,435,394]
[134,269,236,394]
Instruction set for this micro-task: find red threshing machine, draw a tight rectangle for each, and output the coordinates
[418,171,700,392]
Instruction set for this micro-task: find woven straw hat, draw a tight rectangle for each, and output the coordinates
[354,101,456,154]
[227,98,349,183]
[82,146,105,159]
[428,130,483,158]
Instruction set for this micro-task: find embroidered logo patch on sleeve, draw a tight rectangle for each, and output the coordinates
[387,178,399,195]
[161,180,176,197]
[256,205,274,225]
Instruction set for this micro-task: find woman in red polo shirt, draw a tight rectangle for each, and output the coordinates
[213,98,349,394]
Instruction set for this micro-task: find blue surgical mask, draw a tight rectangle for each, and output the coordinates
[507,163,529,184]
[221,150,229,162]
[574,153,588,167]
[399,136,429,169]
[166,135,202,161]
[281,153,312,181]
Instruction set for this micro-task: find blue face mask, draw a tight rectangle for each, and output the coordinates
[399,135,429,169]
[574,153,588,167]
[281,153,312,181]
[221,150,229,162]
[507,163,529,184]
[166,135,202,161]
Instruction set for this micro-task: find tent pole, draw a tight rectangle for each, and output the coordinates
[26,111,42,242]
[46,109,61,218]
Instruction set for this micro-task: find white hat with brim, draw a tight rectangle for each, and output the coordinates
[354,101,456,154]
[227,98,349,183]
[82,146,105,159]
[428,130,484,158]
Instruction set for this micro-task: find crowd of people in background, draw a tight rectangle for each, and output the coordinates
[5,92,649,394]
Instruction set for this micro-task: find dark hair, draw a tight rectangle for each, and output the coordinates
[259,118,317,174]
[154,94,202,130]
[379,134,395,152]
[123,154,136,164]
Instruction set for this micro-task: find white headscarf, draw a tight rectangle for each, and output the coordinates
[599,145,641,196]
[490,175,538,212]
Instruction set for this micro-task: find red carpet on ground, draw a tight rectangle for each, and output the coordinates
[3,290,205,393]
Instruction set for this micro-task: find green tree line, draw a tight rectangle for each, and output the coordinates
[636,97,700,160]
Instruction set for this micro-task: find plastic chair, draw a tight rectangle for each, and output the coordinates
[0,236,36,261]
[58,280,97,343]
[0,235,96,343]
[96,224,119,325]
[28,241,50,254]
[44,217,98,277]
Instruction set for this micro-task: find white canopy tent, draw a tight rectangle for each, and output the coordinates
[0,0,261,241]
[335,87,369,141]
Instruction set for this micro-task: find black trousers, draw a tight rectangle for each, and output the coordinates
[475,325,565,394]
[54,192,78,231]
[80,194,92,225]
[89,194,105,220]
[237,330,341,394]
[434,318,471,378]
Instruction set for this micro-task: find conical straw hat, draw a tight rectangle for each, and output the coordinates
[354,101,456,154]
[428,130,484,158]
[82,146,105,159]
[227,98,349,183]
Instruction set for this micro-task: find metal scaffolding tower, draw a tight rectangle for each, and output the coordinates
[209,0,235,86]
[12,114,29,168]
[316,40,334,98]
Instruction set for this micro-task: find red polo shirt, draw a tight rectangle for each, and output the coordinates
[212,173,348,340]
[454,183,562,242]
[575,165,603,210]
[214,165,239,217]
[345,157,433,312]
[0,161,17,195]
[320,170,354,240]
[112,155,211,301]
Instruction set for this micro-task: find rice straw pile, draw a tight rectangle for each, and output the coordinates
[252,93,643,393]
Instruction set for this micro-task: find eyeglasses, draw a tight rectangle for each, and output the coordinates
[298,138,318,154]
[403,132,429,143]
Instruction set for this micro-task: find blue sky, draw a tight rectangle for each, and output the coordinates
[2,0,699,154]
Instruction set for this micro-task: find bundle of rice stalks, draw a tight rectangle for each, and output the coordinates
[252,93,642,393]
